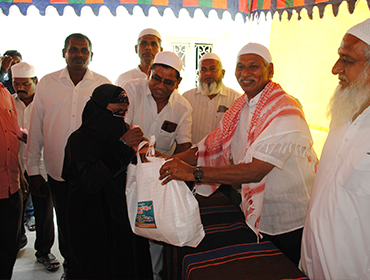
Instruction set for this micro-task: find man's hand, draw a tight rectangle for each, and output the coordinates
[159,158,194,185]
[28,174,49,198]
[1,55,13,71]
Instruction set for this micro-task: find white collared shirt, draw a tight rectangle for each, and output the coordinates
[183,85,241,144]
[301,106,370,280]
[26,67,111,181]
[115,66,147,87]
[123,78,192,155]
[13,95,48,180]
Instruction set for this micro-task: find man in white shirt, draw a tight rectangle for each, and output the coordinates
[183,53,241,144]
[123,51,192,156]
[26,33,111,279]
[300,19,370,280]
[12,62,60,272]
[159,43,317,266]
[116,28,163,86]
[123,51,192,280]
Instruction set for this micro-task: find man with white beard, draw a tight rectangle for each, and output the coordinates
[183,53,241,144]
[300,19,370,280]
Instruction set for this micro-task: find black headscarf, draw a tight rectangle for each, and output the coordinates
[79,84,128,146]
[63,84,130,181]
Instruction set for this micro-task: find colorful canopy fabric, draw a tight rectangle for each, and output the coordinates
[0,0,366,20]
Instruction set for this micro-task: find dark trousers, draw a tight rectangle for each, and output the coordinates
[48,175,70,270]
[262,227,303,266]
[33,185,55,257]
[22,172,55,257]
[0,190,22,279]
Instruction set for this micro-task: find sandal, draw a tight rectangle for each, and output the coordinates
[37,253,60,271]
[26,216,36,231]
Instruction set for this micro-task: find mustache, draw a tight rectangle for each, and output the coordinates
[72,57,85,62]
[338,75,348,82]
[17,90,28,95]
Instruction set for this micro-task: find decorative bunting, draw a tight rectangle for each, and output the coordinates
[0,0,367,21]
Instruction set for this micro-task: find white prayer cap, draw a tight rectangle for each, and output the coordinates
[11,62,36,78]
[138,28,162,40]
[199,53,222,64]
[346,18,370,45]
[237,43,272,63]
[153,51,183,73]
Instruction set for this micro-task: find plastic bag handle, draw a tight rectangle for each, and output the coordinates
[136,135,156,164]
[136,140,149,164]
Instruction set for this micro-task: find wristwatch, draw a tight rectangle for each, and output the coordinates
[193,166,204,183]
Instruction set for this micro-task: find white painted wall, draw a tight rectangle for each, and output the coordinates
[0,5,271,94]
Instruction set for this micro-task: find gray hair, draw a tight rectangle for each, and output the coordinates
[364,44,370,65]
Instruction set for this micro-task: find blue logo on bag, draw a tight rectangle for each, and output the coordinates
[136,201,156,228]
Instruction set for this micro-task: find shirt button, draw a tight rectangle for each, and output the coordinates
[337,154,341,157]
[345,138,349,142]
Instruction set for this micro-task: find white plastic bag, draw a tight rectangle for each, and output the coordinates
[126,136,205,247]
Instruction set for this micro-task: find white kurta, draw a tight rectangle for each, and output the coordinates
[301,106,370,280]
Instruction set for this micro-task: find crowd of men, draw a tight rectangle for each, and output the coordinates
[1,19,370,280]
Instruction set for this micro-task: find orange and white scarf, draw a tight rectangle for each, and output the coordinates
[196,81,305,237]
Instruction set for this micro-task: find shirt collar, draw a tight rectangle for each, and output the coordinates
[352,103,370,124]
[12,94,27,108]
[245,90,262,107]
[59,67,93,82]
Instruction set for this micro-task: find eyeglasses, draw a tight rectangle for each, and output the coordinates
[150,73,178,87]
[112,112,126,118]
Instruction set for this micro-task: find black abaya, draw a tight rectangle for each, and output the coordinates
[62,86,152,280]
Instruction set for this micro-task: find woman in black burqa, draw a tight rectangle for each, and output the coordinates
[62,84,153,279]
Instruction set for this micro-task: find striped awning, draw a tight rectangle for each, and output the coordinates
[0,0,367,20]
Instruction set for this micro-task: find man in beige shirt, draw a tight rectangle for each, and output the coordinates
[183,53,241,144]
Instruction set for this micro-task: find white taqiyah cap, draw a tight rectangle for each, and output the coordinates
[138,28,162,40]
[237,43,272,63]
[199,53,222,64]
[153,51,183,73]
[346,18,370,45]
[11,62,36,78]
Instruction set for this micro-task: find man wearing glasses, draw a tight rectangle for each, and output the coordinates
[123,51,192,157]
[122,51,192,280]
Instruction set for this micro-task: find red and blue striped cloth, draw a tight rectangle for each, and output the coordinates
[164,191,309,280]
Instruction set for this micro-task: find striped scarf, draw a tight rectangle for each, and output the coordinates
[196,81,305,236]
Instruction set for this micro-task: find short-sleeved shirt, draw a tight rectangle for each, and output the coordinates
[183,85,241,144]
[123,79,192,155]
[230,92,316,235]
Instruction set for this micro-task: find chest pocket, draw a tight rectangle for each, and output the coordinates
[155,129,176,152]
[338,147,370,195]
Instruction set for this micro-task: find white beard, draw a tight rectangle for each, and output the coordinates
[327,69,370,130]
[198,80,223,96]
